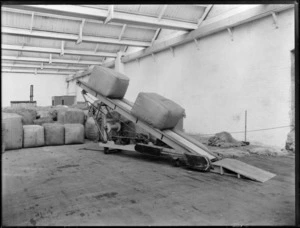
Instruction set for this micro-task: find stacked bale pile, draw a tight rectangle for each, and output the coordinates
[57,108,85,125]
[2,107,37,125]
[2,113,23,150]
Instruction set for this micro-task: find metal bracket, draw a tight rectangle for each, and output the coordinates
[40,62,43,69]
[170,47,175,57]
[34,68,37,75]
[194,39,200,50]
[49,54,52,64]
[271,12,279,29]
[152,53,156,62]
[227,28,234,41]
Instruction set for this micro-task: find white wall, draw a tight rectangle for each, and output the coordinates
[122,8,295,148]
[2,73,67,107]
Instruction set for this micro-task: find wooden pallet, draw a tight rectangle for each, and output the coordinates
[211,158,276,183]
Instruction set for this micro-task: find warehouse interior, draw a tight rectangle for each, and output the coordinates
[1,4,297,226]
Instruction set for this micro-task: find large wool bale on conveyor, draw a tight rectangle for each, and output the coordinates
[64,124,84,144]
[57,108,85,125]
[2,113,23,150]
[43,123,65,146]
[87,66,130,99]
[85,117,99,141]
[131,92,185,130]
[23,125,45,148]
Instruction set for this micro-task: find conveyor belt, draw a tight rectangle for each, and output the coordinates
[76,80,215,160]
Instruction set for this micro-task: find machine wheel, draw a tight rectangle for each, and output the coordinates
[104,147,109,154]
[172,157,181,167]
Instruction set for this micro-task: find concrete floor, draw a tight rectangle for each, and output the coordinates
[2,142,295,226]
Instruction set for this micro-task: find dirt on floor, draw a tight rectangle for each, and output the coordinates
[2,142,295,226]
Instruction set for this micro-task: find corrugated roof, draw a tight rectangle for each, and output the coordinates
[1,4,210,75]
[33,15,81,34]
[1,11,32,29]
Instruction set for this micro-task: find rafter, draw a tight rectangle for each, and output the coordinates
[2,27,151,47]
[122,4,293,63]
[4,5,197,30]
[2,55,109,66]
[2,44,117,58]
[2,68,75,75]
[2,62,85,71]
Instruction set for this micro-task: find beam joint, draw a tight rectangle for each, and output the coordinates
[104,5,114,24]
[198,5,213,27]
[158,5,168,21]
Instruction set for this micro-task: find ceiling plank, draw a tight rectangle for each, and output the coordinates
[2,27,151,47]
[122,4,294,63]
[4,5,197,31]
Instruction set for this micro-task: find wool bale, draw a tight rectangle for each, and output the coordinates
[33,117,54,125]
[23,125,45,148]
[2,122,6,153]
[131,92,185,130]
[57,108,85,125]
[87,65,130,99]
[85,117,99,141]
[2,113,23,150]
[64,124,84,144]
[43,123,65,146]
